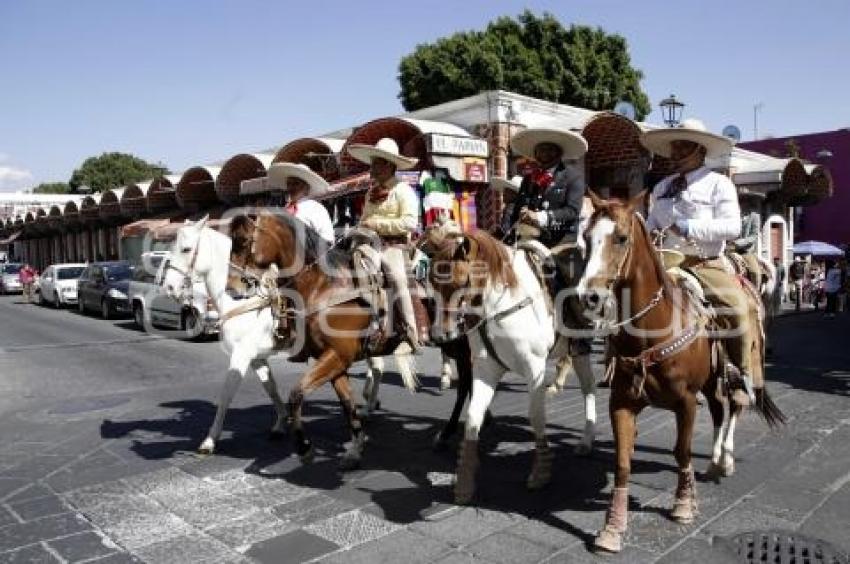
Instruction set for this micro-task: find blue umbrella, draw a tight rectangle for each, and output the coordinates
[792,240,845,257]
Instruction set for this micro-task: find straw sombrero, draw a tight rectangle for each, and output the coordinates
[490,175,523,193]
[510,128,588,161]
[267,163,330,199]
[640,119,733,159]
[347,137,418,170]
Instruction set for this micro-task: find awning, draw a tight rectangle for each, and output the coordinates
[151,219,231,241]
[0,230,22,245]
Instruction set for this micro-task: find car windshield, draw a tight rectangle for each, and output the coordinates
[104,264,132,282]
[57,267,85,280]
[4,264,22,274]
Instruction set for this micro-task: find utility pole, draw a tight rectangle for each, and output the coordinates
[753,102,765,140]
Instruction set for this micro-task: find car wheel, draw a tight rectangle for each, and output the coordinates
[101,299,111,320]
[182,308,202,340]
[54,292,61,309]
[133,303,145,330]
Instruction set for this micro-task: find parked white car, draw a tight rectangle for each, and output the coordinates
[128,251,219,339]
[36,263,87,307]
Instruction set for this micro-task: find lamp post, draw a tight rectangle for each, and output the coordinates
[753,102,764,140]
[659,94,685,127]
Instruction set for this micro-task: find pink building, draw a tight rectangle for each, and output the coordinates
[740,129,849,247]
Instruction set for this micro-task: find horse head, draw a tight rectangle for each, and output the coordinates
[163,215,231,303]
[428,229,517,342]
[576,190,651,325]
[251,212,326,278]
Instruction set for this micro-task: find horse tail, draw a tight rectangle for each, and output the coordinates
[754,387,786,428]
[393,343,419,392]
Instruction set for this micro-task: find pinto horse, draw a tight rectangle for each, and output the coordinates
[576,193,784,553]
[249,212,419,469]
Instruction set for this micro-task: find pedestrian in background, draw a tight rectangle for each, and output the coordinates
[19,263,36,303]
[790,257,805,310]
[824,260,842,318]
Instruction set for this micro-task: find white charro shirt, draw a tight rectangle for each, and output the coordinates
[288,198,335,243]
[361,177,420,238]
[647,166,741,258]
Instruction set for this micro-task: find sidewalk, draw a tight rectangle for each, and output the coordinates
[1,309,849,563]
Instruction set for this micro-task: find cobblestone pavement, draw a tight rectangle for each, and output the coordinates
[1,297,848,563]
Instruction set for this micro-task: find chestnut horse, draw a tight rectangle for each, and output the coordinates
[577,193,784,553]
[249,212,421,469]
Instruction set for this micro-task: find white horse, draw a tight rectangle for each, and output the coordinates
[430,230,562,504]
[161,216,287,455]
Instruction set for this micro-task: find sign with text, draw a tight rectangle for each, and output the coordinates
[427,134,489,158]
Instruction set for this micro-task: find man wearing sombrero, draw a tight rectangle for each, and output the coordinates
[267,162,335,244]
[501,128,594,358]
[642,118,758,405]
[347,137,422,350]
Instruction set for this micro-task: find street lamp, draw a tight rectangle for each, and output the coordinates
[659,94,685,127]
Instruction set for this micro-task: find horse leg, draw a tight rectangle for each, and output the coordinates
[359,356,383,418]
[527,361,553,490]
[594,400,638,554]
[719,403,741,477]
[455,360,501,505]
[434,341,471,451]
[440,351,454,391]
[288,349,348,464]
[704,386,729,482]
[199,354,250,455]
[251,359,287,440]
[332,374,367,471]
[572,353,597,456]
[671,394,699,524]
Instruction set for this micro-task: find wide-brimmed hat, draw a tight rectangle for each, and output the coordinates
[491,175,523,193]
[510,128,588,161]
[640,119,733,159]
[267,163,329,198]
[347,137,418,170]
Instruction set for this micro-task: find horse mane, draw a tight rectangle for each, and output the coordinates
[464,229,518,289]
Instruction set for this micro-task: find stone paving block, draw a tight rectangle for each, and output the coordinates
[81,553,142,564]
[0,478,29,501]
[238,479,314,509]
[797,479,850,556]
[122,466,219,501]
[80,498,194,550]
[305,509,400,548]
[292,499,358,526]
[271,492,336,521]
[3,484,54,504]
[0,513,92,552]
[246,529,339,564]
[318,528,453,564]
[655,537,739,564]
[47,531,120,562]
[543,543,657,563]
[9,496,69,522]
[61,481,137,510]
[432,550,498,564]
[411,507,522,547]
[199,469,257,495]
[0,455,74,481]
[205,509,297,551]
[46,460,167,493]
[466,531,558,564]
[0,506,17,529]
[0,543,61,563]
[506,518,584,551]
[133,531,238,564]
[166,493,260,530]
[701,499,803,537]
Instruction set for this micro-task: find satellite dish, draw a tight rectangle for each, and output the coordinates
[722,125,742,144]
[613,101,636,120]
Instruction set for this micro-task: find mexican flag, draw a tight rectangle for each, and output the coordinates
[420,171,455,227]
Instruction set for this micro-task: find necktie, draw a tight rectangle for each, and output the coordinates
[368,186,390,204]
[661,174,688,199]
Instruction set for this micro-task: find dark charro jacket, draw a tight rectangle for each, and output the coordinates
[501,161,585,248]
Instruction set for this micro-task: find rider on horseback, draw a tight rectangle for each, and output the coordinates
[499,128,593,353]
[266,162,336,362]
[347,138,422,352]
[641,119,758,406]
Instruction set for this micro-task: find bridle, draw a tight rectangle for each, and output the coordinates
[162,231,203,306]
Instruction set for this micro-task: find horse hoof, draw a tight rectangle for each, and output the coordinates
[593,526,623,553]
[670,498,697,524]
[197,439,215,456]
[299,446,315,465]
[546,384,563,396]
[574,442,593,457]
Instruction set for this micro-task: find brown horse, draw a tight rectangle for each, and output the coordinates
[576,192,784,553]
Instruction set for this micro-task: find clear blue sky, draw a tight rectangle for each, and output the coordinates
[1,0,848,191]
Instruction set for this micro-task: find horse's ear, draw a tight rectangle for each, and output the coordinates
[586,189,606,210]
[196,214,209,230]
[627,190,649,212]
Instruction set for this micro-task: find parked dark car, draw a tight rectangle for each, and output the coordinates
[77,261,133,319]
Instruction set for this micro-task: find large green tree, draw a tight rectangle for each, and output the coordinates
[69,152,168,193]
[32,182,71,194]
[398,11,651,119]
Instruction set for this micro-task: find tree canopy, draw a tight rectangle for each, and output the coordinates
[398,11,651,119]
[31,182,70,194]
[68,153,168,193]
